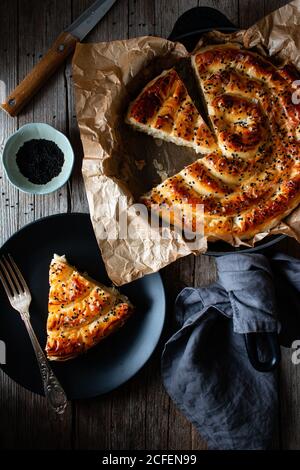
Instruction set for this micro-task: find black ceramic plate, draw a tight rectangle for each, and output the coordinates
[0,213,165,399]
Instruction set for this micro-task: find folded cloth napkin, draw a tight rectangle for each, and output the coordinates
[162,253,300,450]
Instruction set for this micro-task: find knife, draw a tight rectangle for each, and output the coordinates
[1,0,117,117]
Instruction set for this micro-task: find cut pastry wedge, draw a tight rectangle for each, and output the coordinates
[126,68,217,154]
[130,46,300,242]
[45,254,134,361]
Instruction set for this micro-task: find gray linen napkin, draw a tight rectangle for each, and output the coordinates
[162,253,300,450]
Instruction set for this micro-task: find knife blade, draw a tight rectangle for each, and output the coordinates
[1,0,117,117]
[66,0,117,41]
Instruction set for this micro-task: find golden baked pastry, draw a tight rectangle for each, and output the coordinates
[45,255,133,361]
[126,68,217,154]
[137,44,300,241]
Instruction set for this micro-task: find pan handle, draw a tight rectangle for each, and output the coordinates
[168,6,237,48]
[244,332,281,372]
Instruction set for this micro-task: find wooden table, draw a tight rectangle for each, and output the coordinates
[0,0,299,450]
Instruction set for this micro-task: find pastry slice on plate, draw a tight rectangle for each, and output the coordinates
[45,254,133,361]
[126,68,217,154]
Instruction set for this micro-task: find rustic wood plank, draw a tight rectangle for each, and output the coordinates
[18,0,69,221]
[0,373,72,450]
[129,0,155,38]
[144,345,170,450]
[0,0,72,450]
[238,0,265,29]
[154,0,179,38]
[0,0,19,246]
[162,255,196,450]
[237,0,288,30]
[0,0,25,450]
[203,0,239,26]
[279,347,300,449]
[68,0,134,216]
[73,395,112,450]
[264,0,290,17]
[110,370,148,450]
[192,254,214,451]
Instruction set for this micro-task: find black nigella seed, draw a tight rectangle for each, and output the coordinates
[16,139,64,185]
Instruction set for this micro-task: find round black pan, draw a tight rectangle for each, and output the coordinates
[168,6,282,371]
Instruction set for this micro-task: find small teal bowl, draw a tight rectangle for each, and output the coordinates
[1,123,74,195]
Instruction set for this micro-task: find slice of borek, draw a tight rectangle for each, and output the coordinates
[45,255,133,361]
[126,68,217,154]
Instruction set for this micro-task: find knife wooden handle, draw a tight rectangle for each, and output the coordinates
[1,31,78,117]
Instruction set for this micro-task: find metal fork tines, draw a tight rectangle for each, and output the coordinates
[0,254,67,414]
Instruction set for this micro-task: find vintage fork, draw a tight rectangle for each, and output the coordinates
[0,254,67,414]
